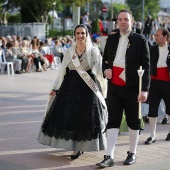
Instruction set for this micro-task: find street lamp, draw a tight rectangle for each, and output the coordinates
[52,1,56,29]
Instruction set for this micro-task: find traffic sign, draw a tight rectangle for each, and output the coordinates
[101,6,108,13]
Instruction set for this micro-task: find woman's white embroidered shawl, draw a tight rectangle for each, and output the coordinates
[45,44,107,115]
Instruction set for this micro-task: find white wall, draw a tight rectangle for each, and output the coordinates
[100,36,108,51]
[160,0,170,8]
[102,0,125,3]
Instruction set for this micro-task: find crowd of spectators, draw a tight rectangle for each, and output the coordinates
[0,35,73,74]
[1,15,170,75]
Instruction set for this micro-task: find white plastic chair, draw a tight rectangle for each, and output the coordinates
[54,56,61,66]
[30,61,42,72]
[0,51,14,75]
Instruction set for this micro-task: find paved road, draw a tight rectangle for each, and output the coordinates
[0,69,170,170]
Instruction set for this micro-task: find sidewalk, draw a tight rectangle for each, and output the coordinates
[0,69,170,170]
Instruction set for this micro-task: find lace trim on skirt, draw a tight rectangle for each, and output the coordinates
[41,70,104,141]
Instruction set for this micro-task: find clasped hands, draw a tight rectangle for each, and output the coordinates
[104,69,112,79]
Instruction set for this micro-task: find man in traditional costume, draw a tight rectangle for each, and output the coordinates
[145,28,170,144]
[97,9,150,167]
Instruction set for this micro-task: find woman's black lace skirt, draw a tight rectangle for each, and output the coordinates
[41,69,104,141]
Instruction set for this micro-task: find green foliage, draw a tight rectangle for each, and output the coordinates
[126,0,160,20]
[112,3,130,16]
[48,15,52,25]
[1,0,90,23]
[66,0,90,6]
[49,29,73,38]
[7,14,21,23]
[106,2,129,20]
[88,0,103,21]
[91,18,100,34]
[144,0,160,19]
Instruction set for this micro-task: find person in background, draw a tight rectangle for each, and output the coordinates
[19,40,33,73]
[82,12,91,34]
[148,34,156,49]
[40,41,56,70]
[112,14,117,25]
[1,38,7,49]
[102,19,108,34]
[145,28,170,144]
[92,36,103,56]
[143,15,153,39]
[4,42,22,74]
[154,16,162,29]
[12,40,28,73]
[97,9,150,167]
[11,35,17,42]
[52,39,64,63]
[136,19,142,34]
[31,38,47,72]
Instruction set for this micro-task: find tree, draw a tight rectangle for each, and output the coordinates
[91,18,100,34]
[106,3,129,20]
[113,3,129,17]
[0,0,90,23]
[126,0,160,21]
[89,0,103,21]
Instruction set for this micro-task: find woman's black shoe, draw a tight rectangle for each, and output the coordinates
[71,151,84,160]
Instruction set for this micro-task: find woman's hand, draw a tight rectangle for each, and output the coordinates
[50,90,57,96]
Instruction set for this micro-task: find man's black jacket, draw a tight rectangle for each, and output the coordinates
[150,45,170,76]
[102,31,150,91]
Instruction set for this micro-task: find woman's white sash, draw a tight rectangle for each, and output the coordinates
[72,55,107,109]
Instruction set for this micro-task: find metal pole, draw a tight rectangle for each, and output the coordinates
[87,2,89,13]
[52,2,56,29]
[142,0,145,27]
[63,0,65,36]
[52,5,54,29]
[111,0,113,20]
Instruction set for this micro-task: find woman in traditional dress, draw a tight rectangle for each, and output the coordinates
[38,24,108,159]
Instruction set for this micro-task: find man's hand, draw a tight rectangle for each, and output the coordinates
[138,91,148,102]
[104,69,112,79]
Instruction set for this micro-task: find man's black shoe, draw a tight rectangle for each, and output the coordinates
[162,118,168,124]
[165,133,170,141]
[124,151,136,165]
[145,137,156,144]
[96,155,114,168]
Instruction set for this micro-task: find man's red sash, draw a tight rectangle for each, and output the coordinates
[151,67,170,81]
[111,66,126,86]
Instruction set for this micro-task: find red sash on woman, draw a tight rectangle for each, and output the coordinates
[151,67,170,81]
[111,66,126,86]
